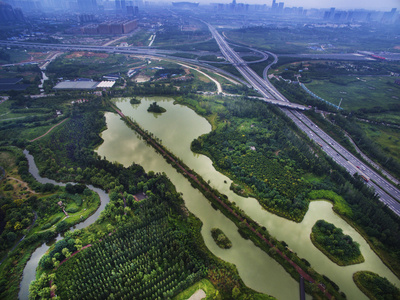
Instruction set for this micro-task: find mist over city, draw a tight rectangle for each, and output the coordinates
[1,0,400,300]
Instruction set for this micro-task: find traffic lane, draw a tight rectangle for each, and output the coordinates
[295,112,400,201]
[287,110,400,214]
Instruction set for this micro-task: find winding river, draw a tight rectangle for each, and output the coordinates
[19,150,110,300]
[96,97,400,299]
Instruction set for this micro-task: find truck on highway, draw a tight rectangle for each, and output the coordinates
[347,160,370,182]
[361,175,370,182]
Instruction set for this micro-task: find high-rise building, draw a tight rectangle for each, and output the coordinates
[271,0,278,13]
[278,2,284,14]
[323,7,335,20]
[77,0,97,12]
[381,8,397,23]
[127,5,138,16]
[115,0,121,10]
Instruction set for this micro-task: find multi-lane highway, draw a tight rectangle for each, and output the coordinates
[206,23,400,217]
[206,24,309,111]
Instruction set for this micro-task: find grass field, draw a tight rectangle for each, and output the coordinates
[366,111,400,125]
[357,121,400,164]
[224,26,400,54]
[305,76,400,111]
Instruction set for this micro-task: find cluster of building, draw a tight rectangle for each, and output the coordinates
[82,19,137,34]
[206,0,399,24]
[1,0,142,14]
[323,7,397,23]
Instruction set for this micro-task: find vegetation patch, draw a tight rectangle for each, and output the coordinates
[190,98,318,222]
[147,101,167,113]
[308,190,352,218]
[311,220,364,266]
[130,97,141,105]
[358,121,400,165]
[52,218,205,299]
[353,271,400,300]
[211,228,232,249]
[225,25,400,54]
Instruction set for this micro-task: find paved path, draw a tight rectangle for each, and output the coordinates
[177,63,223,93]
[188,289,206,300]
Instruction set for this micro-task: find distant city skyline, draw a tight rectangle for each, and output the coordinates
[200,0,399,11]
[3,0,399,12]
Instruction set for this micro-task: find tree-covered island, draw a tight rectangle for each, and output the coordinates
[211,228,232,249]
[311,219,364,266]
[147,101,166,113]
[353,271,400,300]
[130,97,141,104]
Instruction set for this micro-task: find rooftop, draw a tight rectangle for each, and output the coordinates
[53,81,99,90]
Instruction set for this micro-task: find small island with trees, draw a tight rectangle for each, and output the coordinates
[130,97,141,104]
[147,101,166,113]
[311,220,364,266]
[353,271,400,300]
[211,228,232,249]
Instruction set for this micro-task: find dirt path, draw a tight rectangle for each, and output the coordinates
[30,118,69,142]
[7,176,37,194]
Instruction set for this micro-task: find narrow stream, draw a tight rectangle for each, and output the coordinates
[18,150,110,300]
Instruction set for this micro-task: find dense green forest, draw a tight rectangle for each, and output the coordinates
[191,97,330,221]
[353,271,400,300]
[311,220,364,265]
[30,177,208,299]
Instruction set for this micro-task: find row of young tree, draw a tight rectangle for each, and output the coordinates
[54,218,205,300]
